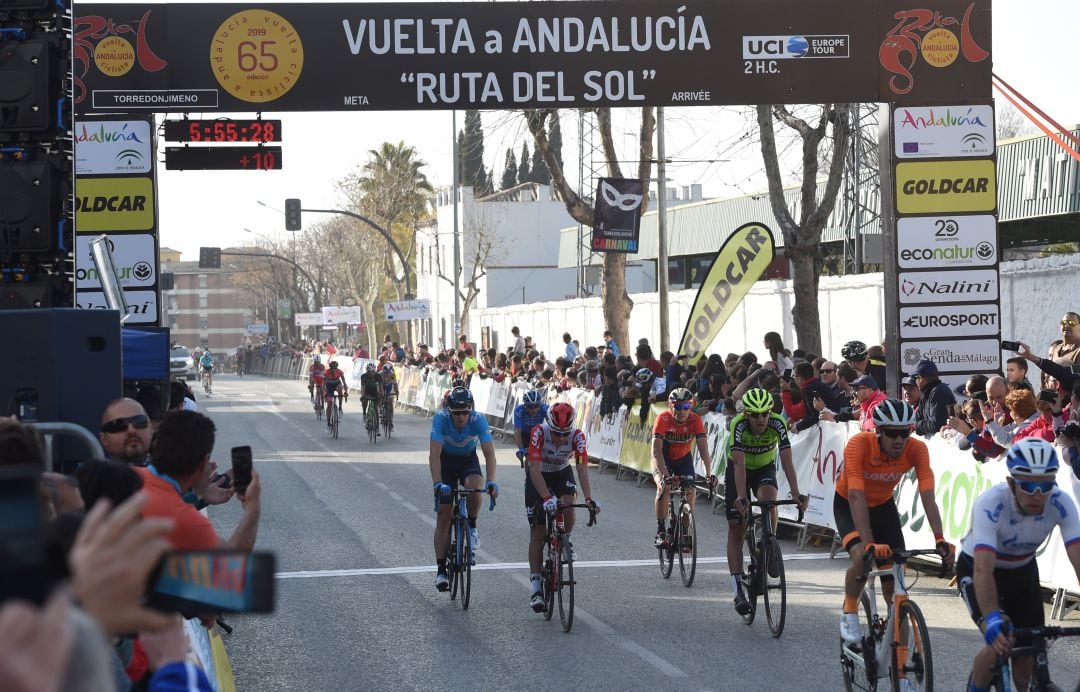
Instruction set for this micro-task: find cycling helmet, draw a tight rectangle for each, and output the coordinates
[382,363,394,373]
[366,363,376,373]
[668,388,694,404]
[871,398,916,428]
[547,402,575,433]
[328,361,338,369]
[447,387,473,412]
[634,367,654,385]
[841,340,869,361]
[522,389,543,406]
[741,388,774,414]
[313,355,321,364]
[1006,437,1060,478]
[452,378,466,389]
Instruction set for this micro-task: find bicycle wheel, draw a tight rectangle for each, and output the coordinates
[315,396,323,420]
[740,527,758,625]
[383,402,392,439]
[331,404,339,439]
[678,504,697,588]
[557,539,575,632]
[460,519,472,611]
[658,513,674,579]
[542,550,556,621]
[762,536,787,637]
[891,599,932,692]
[448,524,460,601]
[367,407,377,444]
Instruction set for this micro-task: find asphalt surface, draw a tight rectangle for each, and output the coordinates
[201,375,1080,691]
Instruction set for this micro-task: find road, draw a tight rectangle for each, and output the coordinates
[201,375,1080,691]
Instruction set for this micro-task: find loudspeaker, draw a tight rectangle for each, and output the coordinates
[0,308,122,469]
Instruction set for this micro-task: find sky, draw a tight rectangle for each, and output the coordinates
[140,0,1077,260]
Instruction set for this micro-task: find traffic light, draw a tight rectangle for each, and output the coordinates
[198,247,221,269]
[284,198,302,231]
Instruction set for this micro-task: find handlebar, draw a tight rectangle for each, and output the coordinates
[860,547,948,578]
[662,474,717,501]
[748,497,806,524]
[1012,626,1080,640]
[546,502,598,527]
[432,487,497,513]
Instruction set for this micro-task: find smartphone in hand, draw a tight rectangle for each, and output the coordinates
[146,550,275,616]
[781,368,793,381]
[230,446,253,497]
[1001,340,1020,352]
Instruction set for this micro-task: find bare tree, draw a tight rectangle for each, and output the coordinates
[996,102,1035,141]
[757,104,854,354]
[524,107,655,351]
[429,204,506,335]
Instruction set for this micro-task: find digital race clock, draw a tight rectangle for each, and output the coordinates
[162,119,282,143]
[165,146,282,171]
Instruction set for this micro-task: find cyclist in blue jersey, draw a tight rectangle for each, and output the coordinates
[513,389,548,465]
[430,387,500,591]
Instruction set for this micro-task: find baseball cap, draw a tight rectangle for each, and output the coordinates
[852,374,879,390]
[913,358,938,377]
[901,375,919,388]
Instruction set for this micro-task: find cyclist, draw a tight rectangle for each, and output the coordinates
[525,402,598,612]
[652,388,715,548]
[841,340,887,393]
[235,346,245,378]
[725,388,806,616]
[835,398,953,645]
[308,355,326,402]
[379,363,399,431]
[199,349,214,390]
[322,360,347,427]
[359,363,382,432]
[440,378,468,409]
[431,387,499,592]
[513,389,548,465]
[957,438,1080,692]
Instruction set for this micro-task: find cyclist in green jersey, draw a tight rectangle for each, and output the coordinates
[725,388,807,616]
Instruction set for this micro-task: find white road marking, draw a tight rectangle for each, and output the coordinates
[388,491,403,502]
[401,502,420,513]
[276,553,832,579]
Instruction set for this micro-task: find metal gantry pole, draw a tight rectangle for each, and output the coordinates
[452,110,461,337]
[657,107,670,353]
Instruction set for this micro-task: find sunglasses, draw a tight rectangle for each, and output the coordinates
[1061,319,1078,328]
[672,403,692,411]
[747,411,769,419]
[879,427,912,439]
[102,414,149,434]
[1015,478,1056,494]
[450,410,472,417]
[819,368,835,374]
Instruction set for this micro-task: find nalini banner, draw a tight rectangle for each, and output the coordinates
[677,222,776,361]
[591,177,644,253]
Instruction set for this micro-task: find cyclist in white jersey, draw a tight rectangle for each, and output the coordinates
[957,438,1080,692]
[524,402,599,612]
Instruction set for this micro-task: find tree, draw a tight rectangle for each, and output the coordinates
[757,104,854,354]
[459,109,491,195]
[517,141,530,186]
[429,204,505,335]
[523,108,655,351]
[527,140,551,185]
[500,147,518,190]
[549,111,564,175]
[996,102,1035,140]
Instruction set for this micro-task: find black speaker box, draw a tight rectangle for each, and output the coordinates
[0,308,122,469]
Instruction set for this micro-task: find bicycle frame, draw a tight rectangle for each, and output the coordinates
[991,626,1080,691]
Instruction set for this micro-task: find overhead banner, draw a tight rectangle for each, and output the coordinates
[294,312,323,326]
[385,299,431,321]
[677,222,776,362]
[591,178,643,253]
[322,305,362,324]
[72,1,991,113]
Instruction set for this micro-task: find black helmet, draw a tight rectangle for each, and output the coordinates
[452,378,467,389]
[841,340,868,361]
[447,387,474,412]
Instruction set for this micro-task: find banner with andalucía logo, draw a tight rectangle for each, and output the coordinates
[677,222,776,362]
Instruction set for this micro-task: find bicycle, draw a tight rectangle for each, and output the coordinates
[313,387,324,421]
[326,391,341,439]
[202,369,213,395]
[657,474,714,587]
[382,395,394,439]
[841,548,945,692]
[982,625,1080,692]
[540,502,598,633]
[738,498,804,638]
[433,487,495,611]
[365,397,379,444]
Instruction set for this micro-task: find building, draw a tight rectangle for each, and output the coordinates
[159,247,256,350]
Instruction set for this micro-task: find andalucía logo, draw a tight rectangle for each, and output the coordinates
[76,123,146,166]
[896,107,988,130]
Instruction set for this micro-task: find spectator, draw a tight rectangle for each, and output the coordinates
[984,388,1039,447]
[75,459,143,510]
[763,331,794,371]
[835,363,858,399]
[984,375,1011,425]
[953,374,989,403]
[912,358,955,437]
[1042,312,1080,389]
[1016,340,1079,394]
[840,340,888,392]
[98,398,153,466]
[135,384,165,431]
[583,360,601,391]
[461,348,480,379]
[138,411,261,551]
[635,343,663,377]
[818,360,841,399]
[900,374,922,410]
[1005,356,1031,389]
[0,418,46,468]
[786,361,841,432]
[1057,382,1080,478]
[603,329,620,357]
[563,332,580,361]
[822,374,886,431]
[511,326,526,355]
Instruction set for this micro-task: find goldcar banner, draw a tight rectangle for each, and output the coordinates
[677,222,776,361]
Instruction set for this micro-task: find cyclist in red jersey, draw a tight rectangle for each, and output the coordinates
[651,388,715,547]
[308,355,326,401]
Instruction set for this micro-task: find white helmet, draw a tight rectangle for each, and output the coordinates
[1006,438,1060,478]
[871,399,916,428]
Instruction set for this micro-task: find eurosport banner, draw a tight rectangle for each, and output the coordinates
[72,1,991,113]
[677,222,776,362]
[591,178,643,253]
